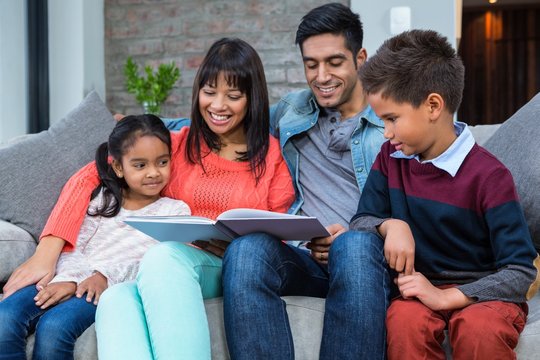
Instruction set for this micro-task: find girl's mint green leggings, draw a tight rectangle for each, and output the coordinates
[95,242,223,360]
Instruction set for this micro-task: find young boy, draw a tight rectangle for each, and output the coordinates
[353,29,540,359]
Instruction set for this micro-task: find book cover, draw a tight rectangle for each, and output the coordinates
[125,208,330,243]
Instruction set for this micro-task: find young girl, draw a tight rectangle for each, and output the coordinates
[3,38,295,359]
[0,115,190,360]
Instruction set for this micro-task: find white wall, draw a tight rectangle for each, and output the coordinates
[0,0,105,143]
[49,0,105,125]
[351,0,458,57]
[0,0,28,143]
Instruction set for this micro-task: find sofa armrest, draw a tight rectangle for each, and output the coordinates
[0,219,36,283]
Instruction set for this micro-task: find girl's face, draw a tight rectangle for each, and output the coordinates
[112,135,171,206]
[199,72,248,143]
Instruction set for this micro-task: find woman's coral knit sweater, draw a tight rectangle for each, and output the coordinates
[41,127,295,251]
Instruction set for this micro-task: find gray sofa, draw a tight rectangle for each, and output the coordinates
[2,91,540,359]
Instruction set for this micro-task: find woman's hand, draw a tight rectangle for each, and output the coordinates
[3,236,65,299]
[113,113,125,121]
[192,239,230,258]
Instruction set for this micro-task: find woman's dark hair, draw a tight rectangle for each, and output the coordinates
[89,114,171,217]
[295,3,364,65]
[186,37,270,183]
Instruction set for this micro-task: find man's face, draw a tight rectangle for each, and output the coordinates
[301,33,366,118]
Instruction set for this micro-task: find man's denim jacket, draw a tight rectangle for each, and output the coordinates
[164,89,385,215]
[270,89,385,215]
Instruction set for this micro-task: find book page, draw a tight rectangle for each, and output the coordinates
[126,215,215,225]
[217,208,310,220]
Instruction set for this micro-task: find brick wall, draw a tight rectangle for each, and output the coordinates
[104,0,348,117]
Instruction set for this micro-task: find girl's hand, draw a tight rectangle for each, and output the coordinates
[3,236,65,299]
[307,223,346,265]
[34,281,77,309]
[378,219,415,275]
[76,272,108,305]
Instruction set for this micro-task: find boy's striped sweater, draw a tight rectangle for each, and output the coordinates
[351,140,539,303]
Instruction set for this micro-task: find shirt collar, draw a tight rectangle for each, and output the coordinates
[362,105,385,127]
[390,121,475,177]
[319,104,384,128]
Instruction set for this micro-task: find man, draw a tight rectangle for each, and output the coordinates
[222,3,391,359]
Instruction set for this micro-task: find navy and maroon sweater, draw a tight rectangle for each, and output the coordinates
[350,140,539,303]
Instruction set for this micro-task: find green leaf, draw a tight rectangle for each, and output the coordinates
[123,56,181,115]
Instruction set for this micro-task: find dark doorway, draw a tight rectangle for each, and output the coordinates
[458,4,540,125]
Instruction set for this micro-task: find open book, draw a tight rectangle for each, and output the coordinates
[125,208,330,243]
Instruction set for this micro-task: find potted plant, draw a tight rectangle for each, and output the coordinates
[124,56,181,115]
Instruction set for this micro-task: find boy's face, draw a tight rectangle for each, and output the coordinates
[301,33,366,119]
[368,92,439,161]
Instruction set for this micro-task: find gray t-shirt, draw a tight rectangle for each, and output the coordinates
[292,108,366,227]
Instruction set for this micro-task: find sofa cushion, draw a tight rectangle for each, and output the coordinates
[483,92,540,252]
[468,124,501,146]
[0,220,36,283]
[0,91,115,242]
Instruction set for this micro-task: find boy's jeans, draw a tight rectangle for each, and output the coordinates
[223,230,391,360]
[0,285,96,360]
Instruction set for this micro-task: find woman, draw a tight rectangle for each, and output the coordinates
[4,38,294,359]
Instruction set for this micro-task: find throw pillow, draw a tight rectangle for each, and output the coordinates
[484,92,540,252]
[0,91,115,240]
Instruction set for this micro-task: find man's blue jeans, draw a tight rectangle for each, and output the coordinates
[222,230,391,360]
[0,285,96,360]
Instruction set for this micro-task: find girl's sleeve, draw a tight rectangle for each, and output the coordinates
[49,246,94,285]
[40,161,101,251]
[267,151,295,214]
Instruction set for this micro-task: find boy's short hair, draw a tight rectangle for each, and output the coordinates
[295,3,363,60]
[359,29,465,113]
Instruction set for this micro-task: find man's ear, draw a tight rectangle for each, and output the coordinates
[426,93,444,120]
[356,48,368,68]
[112,160,123,178]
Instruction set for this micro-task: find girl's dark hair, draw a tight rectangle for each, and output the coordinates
[186,37,270,183]
[89,114,171,217]
[295,3,364,64]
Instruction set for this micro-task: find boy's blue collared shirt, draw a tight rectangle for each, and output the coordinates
[390,121,475,177]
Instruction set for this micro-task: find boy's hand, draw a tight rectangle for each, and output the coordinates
[34,281,76,309]
[378,219,415,275]
[395,272,473,311]
[307,223,346,264]
[3,236,65,299]
[76,272,108,305]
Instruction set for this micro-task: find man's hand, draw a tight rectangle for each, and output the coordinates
[3,236,65,299]
[306,223,346,264]
[76,272,108,305]
[377,219,415,275]
[192,239,230,258]
[395,272,473,311]
[34,281,76,309]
